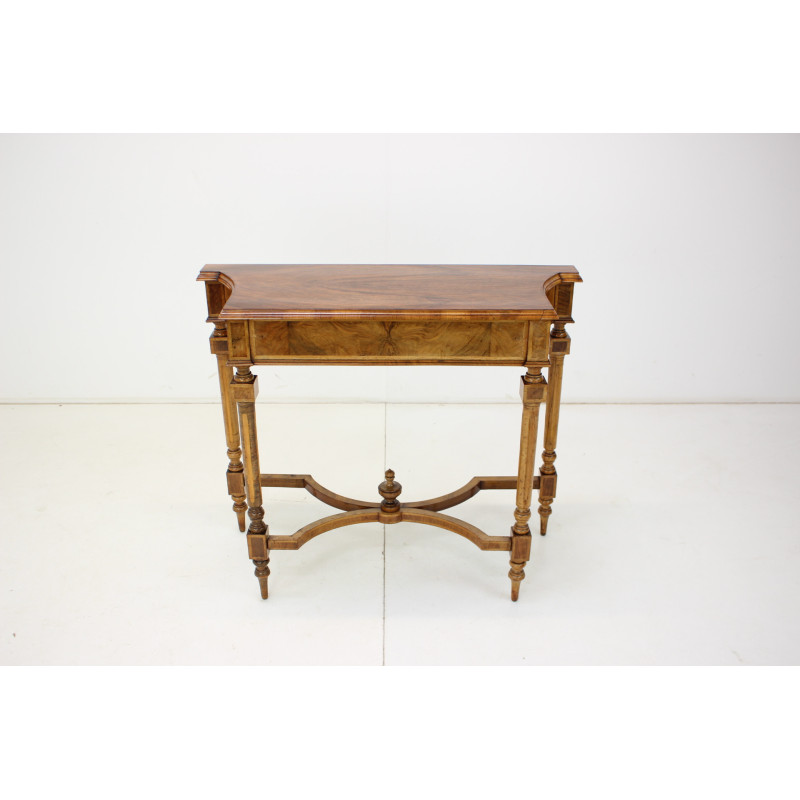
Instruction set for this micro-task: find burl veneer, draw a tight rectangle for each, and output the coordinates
[198,264,581,601]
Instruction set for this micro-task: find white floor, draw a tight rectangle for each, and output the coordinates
[1,402,798,665]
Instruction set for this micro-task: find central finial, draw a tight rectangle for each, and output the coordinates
[379,468,402,512]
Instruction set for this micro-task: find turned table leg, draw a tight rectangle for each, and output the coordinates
[538,322,570,536]
[509,367,547,601]
[213,323,248,532]
[232,366,270,599]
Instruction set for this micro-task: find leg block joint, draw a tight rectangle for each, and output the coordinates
[227,468,245,495]
[519,377,547,404]
[231,373,259,402]
[539,472,557,499]
[247,532,270,561]
[510,531,532,562]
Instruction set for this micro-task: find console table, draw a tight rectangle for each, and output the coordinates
[198,264,581,601]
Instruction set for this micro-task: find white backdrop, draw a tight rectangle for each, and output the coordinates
[1,133,798,403]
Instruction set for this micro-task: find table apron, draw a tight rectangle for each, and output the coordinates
[223,319,552,366]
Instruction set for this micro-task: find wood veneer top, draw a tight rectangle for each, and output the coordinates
[198,264,581,321]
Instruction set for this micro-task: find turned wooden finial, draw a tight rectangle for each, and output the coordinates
[379,469,402,512]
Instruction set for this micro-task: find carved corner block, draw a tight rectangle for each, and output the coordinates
[539,473,557,498]
[231,373,259,403]
[247,532,270,560]
[226,320,251,363]
[202,277,233,317]
[550,333,571,356]
[519,376,547,405]
[226,469,245,495]
[554,282,575,320]
[526,320,551,365]
[209,336,229,355]
[510,531,531,562]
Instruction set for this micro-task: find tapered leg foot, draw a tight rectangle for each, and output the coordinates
[235,502,247,532]
[539,502,552,536]
[509,561,526,601]
[537,458,556,536]
[254,558,270,599]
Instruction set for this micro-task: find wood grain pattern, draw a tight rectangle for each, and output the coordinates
[538,323,569,535]
[249,319,527,364]
[216,353,248,531]
[260,467,516,551]
[509,367,547,601]
[199,263,581,601]
[526,320,552,365]
[267,507,512,552]
[268,509,381,550]
[198,264,581,321]
[233,366,270,599]
[210,321,247,531]
[259,473,377,511]
[259,473,529,512]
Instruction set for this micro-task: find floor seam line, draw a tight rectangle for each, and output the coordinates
[382,400,387,667]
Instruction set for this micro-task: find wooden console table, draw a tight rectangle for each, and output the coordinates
[198,264,581,601]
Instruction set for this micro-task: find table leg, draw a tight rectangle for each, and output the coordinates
[509,367,547,601]
[538,323,569,536]
[233,367,270,599]
[216,352,248,532]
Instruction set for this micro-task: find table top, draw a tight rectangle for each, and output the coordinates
[198,264,581,322]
